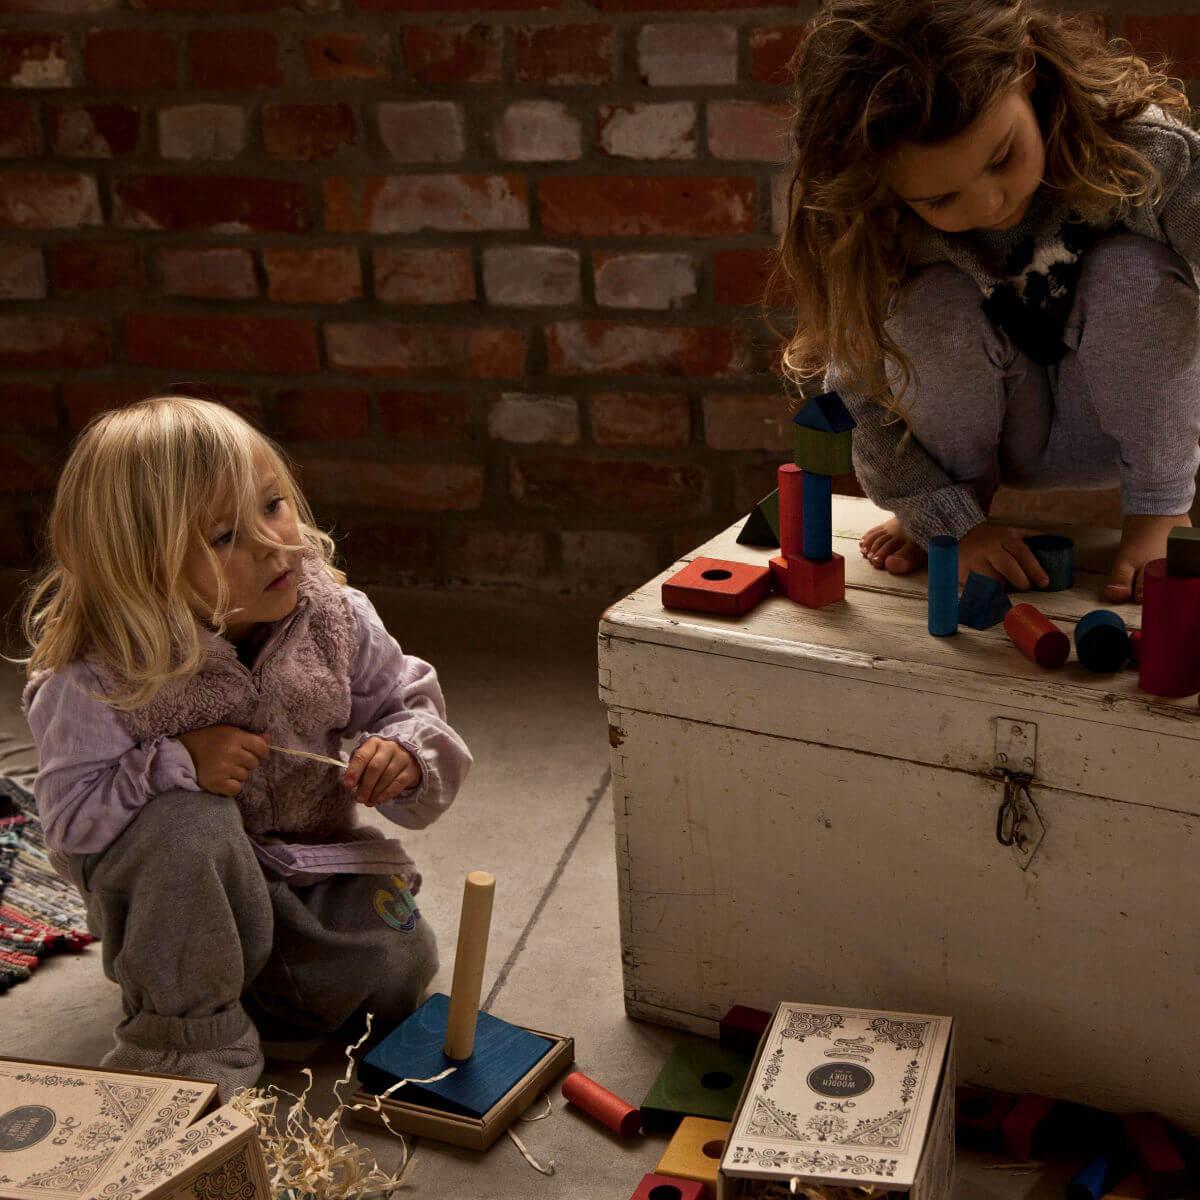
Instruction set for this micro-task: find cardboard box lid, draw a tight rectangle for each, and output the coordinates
[720,1001,953,1192]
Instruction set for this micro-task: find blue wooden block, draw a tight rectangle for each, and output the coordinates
[801,471,832,560]
[1065,1154,1112,1200]
[359,992,553,1119]
[793,390,855,435]
[928,536,958,637]
[1074,609,1130,674]
[959,571,1011,630]
[1025,534,1074,591]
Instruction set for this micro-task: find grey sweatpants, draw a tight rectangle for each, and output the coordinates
[67,790,438,1055]
[889,232,1200,517]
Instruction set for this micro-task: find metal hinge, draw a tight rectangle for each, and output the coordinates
[992,718,1045,871]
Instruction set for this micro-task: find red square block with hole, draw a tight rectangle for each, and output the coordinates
[770,552,845,608]
[630,1173,708,1200]
[662,556,772,616]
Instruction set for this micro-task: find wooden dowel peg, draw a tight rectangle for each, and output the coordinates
[444,870,495,1061]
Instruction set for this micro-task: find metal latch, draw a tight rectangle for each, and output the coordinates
[992,718,1045,870]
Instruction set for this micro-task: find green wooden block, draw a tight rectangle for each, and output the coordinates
[1167,527,1200,577]
[737,489,780,548]
[793,425,852,476]
[640,1041,752,1134]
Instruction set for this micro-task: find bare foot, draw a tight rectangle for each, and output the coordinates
[1104,512,1192,604]
[860,517,927,575]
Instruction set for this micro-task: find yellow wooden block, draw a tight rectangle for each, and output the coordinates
[1102,1175,1150,1199]
[655,1116,730,1187]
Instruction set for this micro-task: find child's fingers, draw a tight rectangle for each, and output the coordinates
[993,550,1031,592]
[1009,541,1050,589]
[1104,561,1136,604]
[360,756,407,806]
[373,763,421,807]
[353,744,389,800]
[343,738,378,788]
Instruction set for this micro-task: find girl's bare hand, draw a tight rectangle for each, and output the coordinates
[958,524,1050,591]
[177,724,270,798]
[343,737,422,807]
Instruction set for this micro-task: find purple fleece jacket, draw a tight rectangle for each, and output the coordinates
[21,555,472,888]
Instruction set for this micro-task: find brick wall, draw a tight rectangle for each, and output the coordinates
[0,1,1189,591]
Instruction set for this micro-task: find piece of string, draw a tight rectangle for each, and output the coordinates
[518,1095,553,1123]
[982,1161,1042,1175]
[270,744,345,768]
[507,1123,555,1176]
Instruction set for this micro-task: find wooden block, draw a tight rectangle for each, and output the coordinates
[350,1025,573,1151]
[1140,559,1200,697]
[1166,526,1200,577]
[562,1070,640,1137]
[1103,1174,1151,1199]
[955,1083,1017,1152]
[358,992,554,1120]
[1004,604,1070,668]
[718,1005,771,1054]
[640,1042,751,1134]
[778,464,803,558]
[630,1174,708,1200]
[662,557,773,617]
[769,552,845,609]
[1129,629,1142,668]
[1001,1093,1058,1158]
[655,1116,730,1187]
[928,535,958,637]
[793,425,853,476]
[1025,533,1075,591]
[801,470,832,560]
[793,389,855,434]
[736,489,780,548]
[1067,1154,1116,1200]
[1121,1112,1188,1199]
[959,571,1011,630]
[1074,609,1130,673]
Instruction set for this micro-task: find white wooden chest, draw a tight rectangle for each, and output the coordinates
[599,495,1200,1136]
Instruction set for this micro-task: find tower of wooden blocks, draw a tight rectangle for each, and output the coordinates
[770,391,853,609]
[1141,549,1200,698]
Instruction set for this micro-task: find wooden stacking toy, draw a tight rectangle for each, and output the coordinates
[1005,604,1070,668]
[1025,533,1075,591]
[736,488,780,548]
[562,1070,641,1138]
[1074,610,1130,674]
[662,556,772,617]
[959,571,1011,630]
[927,535,959,637]
[351,870,573,1150]
[1139,558,1200,697]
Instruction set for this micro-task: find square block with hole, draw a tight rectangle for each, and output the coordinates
[640,1041,751,1134]
[629,1172,707,1200]
[655,1116,730,1187]
[661,556,772,617]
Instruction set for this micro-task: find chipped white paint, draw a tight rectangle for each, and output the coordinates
[601,496,1200,1134]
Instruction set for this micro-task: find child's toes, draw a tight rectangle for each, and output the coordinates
[1104,563,1135,603]
[884,542,926,575]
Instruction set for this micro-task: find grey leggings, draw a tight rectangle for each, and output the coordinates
[889,232,1200,516]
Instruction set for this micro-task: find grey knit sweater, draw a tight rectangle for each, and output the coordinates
[833,107,1200,545]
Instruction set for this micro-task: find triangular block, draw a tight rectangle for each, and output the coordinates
[959,571,1011,630]
[793,390,855,434]
[736,489,780,548]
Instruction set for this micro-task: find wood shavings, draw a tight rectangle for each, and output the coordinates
[230,1013,455,1200]
[506,1125,555,1176]
[789,1181,886,1200]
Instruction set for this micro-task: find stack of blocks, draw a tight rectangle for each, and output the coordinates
[769,391,854,609]
[1139,528,1200,698]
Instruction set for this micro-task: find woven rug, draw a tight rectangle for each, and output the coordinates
[0,738,93,994]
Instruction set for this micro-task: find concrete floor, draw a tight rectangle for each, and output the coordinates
[0,578,1153,1199]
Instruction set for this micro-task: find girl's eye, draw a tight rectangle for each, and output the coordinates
[926,195,952,211]
[989,146,1016,172]
[213,531,233,548]
[267,496,283,515]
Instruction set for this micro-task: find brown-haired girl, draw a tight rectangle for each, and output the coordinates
[772,0,1200,601]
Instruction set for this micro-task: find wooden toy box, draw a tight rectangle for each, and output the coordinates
[599,495,1200,1136]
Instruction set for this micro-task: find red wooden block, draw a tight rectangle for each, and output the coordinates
[1140,559,1200,697]
[1004,604,1070,668]
[955,1084,1017,1153]
[662,557,772,617]
[719,1005,771,1053]
[1129,628,1142,669]
[769,552,845,609]
[630,1172,708,1200]
[1001,1093,1058,1158]
[778,462,804,558]
[1121,1113,1188,1199]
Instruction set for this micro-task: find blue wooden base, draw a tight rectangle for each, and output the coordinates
[358,993,554,1119]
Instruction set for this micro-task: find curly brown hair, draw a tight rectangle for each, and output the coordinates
[765,0,1191,414]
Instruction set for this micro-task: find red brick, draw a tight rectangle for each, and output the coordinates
[50,241,144,293]
[402,24,502,85]
[0,102,40,155]
[379,101,465,163]
[324,175,528,234]
[0,315,108,368]
[708,100,790,162]
[264,103,357,161]
[326,324,525,378]
[0,244,45,298]
[638,22,736,85]
[133,0,322,11]
[360,0,558,11]
[446,530,545,580]
[561,529,664,587]
[84,30,177,90]
[373,247,475,304]
[515,24,614,84]
[0,0,114,12]
[293,455,485,511]
[511,457,709,515]
[590,392,690,448]
[483,245,580,306]
[546,321,736,377]
[158,104,247,161]
[593,250,696,309]
[189,31,282,90]
[378,390,472,441]
[489,393,578,444]
[275,388,370,439]
[597,101,696,160]
[713,247,772,306]
[0,506,30,561]
[264,246,361,303]
[0,173,101,229]
[115,176,309,232]
[50,104,142,158]
[540,176,754,237]
[338,522,437,580]
[748,25,806,84]
[63,379,154,429]
[0,443,53,493]
[703,392,790,450]
[158,246,257,299]
[304,33,390,81]
[495,99,581,162]
[0,385,56,434]
[126,313,319,373]
[1125,15,1200,77]
[0,34,69,88]
[607,0,802,8]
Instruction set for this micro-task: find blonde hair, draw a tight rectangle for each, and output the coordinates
[16,396,344,711]
[766,0,1191,412]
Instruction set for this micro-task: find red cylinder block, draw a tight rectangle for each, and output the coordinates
[1140,558,1200,697]
[777,463,804,559]
[1004,604,1070,668]
[562,1070,641,1138]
